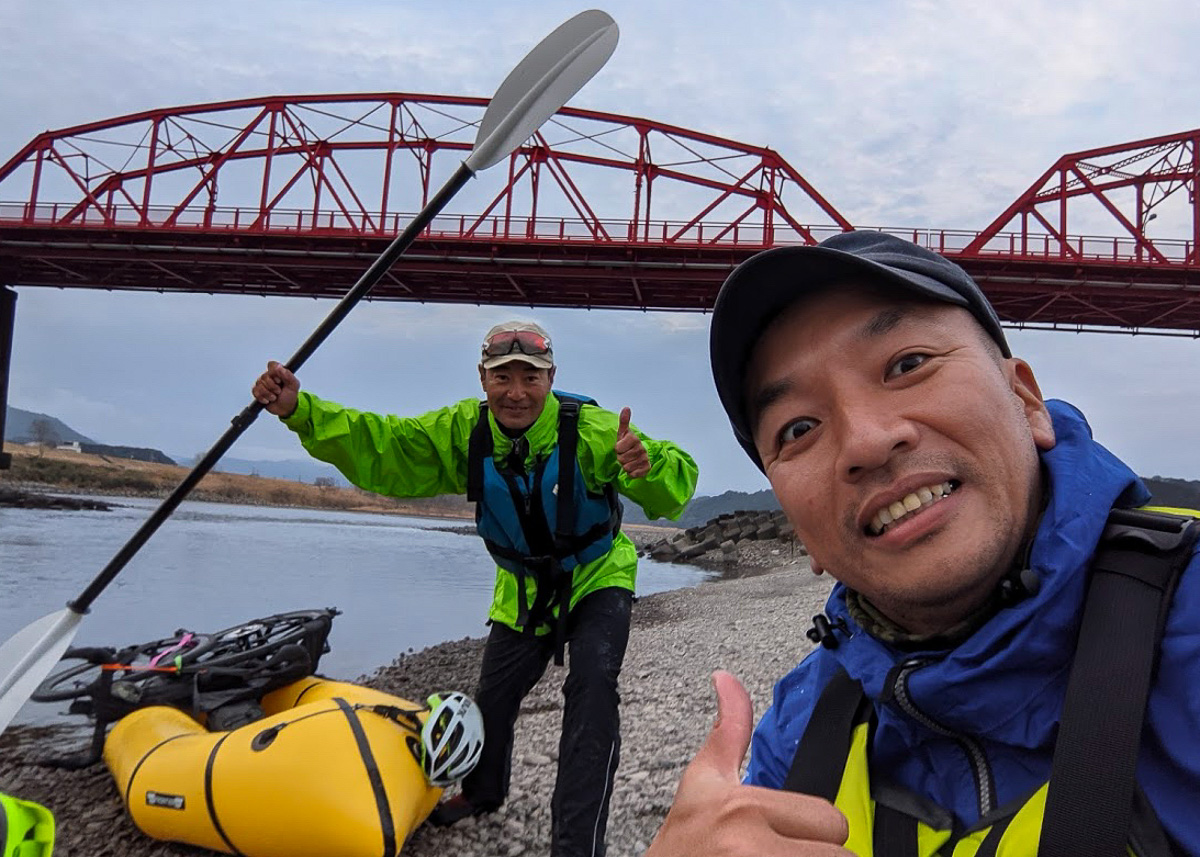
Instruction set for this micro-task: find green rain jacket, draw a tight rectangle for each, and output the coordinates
[283,391,698,631]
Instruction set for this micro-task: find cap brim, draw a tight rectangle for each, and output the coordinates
[481,353,554,370]
[709,244,971,469]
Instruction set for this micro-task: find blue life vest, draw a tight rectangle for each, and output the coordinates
[466,391,622,653]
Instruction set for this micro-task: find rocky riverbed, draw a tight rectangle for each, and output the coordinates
[0,532,832,857]
[0,486,112,510]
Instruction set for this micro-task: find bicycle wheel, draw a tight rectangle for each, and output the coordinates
[31,632,217,703]
[203,608,339,670]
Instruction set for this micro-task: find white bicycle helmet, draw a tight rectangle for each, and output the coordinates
[419,691,485,787]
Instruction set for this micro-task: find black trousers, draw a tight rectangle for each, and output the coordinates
[462,586,633,857]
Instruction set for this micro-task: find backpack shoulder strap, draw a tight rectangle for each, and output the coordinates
[548,390,597,546]
[466,401,491,504]
[555,398,582,545]
[782,667,870,801]
[1039,507,1200,857]
[550,393,621,550]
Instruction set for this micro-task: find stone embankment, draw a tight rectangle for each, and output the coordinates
[0,514,831,857]
[638,508,806,566]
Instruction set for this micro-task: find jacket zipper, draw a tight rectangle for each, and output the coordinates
[891,659,997,818]
[521,472,533,516]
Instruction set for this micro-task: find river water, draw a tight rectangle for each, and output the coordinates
[0,496,713,728]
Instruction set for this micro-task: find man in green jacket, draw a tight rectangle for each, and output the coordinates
[252,320,698,857]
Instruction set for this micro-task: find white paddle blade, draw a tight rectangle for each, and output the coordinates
[0,608,83,736]
[467,9,618,172]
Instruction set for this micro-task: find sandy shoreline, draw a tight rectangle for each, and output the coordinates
[0,544,830,857]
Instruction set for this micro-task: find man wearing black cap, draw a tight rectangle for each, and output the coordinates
[645,232,1200,856]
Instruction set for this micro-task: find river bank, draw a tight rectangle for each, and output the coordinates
[0,541,828,857]
[0,446,475,519]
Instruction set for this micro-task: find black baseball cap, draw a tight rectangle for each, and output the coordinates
[709,230,1010,470]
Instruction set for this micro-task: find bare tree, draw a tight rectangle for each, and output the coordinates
[30,419,60,457]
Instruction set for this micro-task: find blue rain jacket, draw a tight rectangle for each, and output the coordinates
[746,400,1200,854]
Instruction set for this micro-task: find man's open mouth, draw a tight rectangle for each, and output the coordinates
[866,481,960,536]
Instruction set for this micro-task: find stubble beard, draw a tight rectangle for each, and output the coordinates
[830,456,1022,634]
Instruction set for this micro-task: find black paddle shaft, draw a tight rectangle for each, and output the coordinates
[68,162,475,615]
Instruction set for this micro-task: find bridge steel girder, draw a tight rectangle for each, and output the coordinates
[964,128,1200,268]
[0,93,849,243]
[0,95,1199,334]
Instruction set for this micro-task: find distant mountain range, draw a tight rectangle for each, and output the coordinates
[7,405,1200,519]
[1140,476,1200,510]
[626,475,1200,530]
[3,405,346,482]
[622,488,781,529]
[165,453,351,487]
[4,406,175,464]
[4,406,94,445]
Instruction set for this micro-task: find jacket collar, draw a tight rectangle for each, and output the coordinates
[488,391,561,463]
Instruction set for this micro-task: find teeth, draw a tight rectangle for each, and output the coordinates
[869,481,955,535]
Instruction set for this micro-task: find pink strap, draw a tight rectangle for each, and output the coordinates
[149,632,194,667]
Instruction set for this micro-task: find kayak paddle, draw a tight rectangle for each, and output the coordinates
[0,9,619,736]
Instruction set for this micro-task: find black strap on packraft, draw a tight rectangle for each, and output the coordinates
[781,507,1197,856]
[1039,507,1199,857]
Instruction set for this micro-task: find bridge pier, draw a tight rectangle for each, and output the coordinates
[0,286,14,469]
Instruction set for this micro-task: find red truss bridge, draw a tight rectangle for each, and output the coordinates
[0,94,1199,334]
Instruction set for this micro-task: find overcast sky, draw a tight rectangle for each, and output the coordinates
[3,0,1200,496]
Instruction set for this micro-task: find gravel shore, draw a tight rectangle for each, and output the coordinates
[0,536,832,857]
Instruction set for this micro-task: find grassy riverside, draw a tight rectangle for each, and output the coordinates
[0,445,474,519]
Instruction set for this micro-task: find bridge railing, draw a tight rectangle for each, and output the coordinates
[927,228,1196,265]
[1,202,1195,266]
[0,200,815,246]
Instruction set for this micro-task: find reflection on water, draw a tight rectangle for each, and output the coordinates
[0,497,712,728]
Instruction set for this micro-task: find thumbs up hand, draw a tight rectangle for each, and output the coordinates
[615,407,651,479]
[644,672,851,857]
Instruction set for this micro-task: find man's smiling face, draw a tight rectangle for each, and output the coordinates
[480,361,556,432]
[746,283,1055,635]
